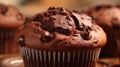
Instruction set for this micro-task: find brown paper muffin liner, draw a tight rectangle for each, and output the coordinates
[0,29,18,54]
[20,47,101,67]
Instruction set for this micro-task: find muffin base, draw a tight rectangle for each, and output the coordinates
[20,47,101,67]
[0,29,19,54]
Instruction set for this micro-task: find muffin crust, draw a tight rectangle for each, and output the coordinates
[16,7,106,51]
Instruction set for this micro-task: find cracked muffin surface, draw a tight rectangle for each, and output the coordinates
[16,7,106,51]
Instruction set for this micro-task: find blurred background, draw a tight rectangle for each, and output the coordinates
[0,0,120,67]
[0,0,120,16]
[0,0,120,56]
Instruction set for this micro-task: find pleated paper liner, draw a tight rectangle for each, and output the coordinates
[1,54,120,67]
[20,47,101,67]
[0,29,19,54]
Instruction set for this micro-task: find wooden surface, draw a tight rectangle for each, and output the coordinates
[0,53,119,67]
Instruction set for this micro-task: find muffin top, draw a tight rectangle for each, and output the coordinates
[16,7,106,51]
[0,4,26,28]
[85,5,120,30]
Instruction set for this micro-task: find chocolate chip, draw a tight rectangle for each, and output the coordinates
[73,34,79,37]
[73,10,79,13]
[65,16,71,21]
[86,26,92,30]
[87,18,91,20]
[71,15,80,30]
[48,7,52,10]
[40,32,54,42]
[55,27,71,36]
[81,31,90,40]
[24,17,32,25]
[34,23,40,27]
[33,28,40,34]
[60,7,64,11]
[93,40,98,44]
[68,23,72,26]
[50,17,56,21]
[52,11,57,15]
[44,13,49,17]
[62,42,69,45]
[71,14,92,40]
[40,18,55,32]
[17,35,25,47]
[51,7,55,10]
[48,7,55,10]
[59,12,66,15]
[81,17,84,20]
[80,25,92,40]
[79,23,85,30]
[33,14,43,22]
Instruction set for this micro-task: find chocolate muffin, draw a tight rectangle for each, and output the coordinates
[84,5,120,57]
[16,7,106,67]
[0,4,26,54]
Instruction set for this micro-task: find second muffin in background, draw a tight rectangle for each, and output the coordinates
[16,7,106,67]
[84,5,120,57]
[0,4,26,54]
